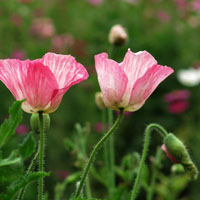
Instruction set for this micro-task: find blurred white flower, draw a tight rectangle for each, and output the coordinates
[177,68,200,87]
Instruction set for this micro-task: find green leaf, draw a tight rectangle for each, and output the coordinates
[0,100,24,148]
[0,150,21,167]
[19,132,36,160]
[0,171,50,200]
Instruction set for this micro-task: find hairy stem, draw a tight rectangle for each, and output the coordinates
[38,112,45,200]
[75,109,123,198]
[130,123,168,200]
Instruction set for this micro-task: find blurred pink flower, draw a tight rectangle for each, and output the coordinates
[175,0,187,11]
[94,122,104,133]
[34,8,44,17]
[192,0,200,12]
[164,90,190,103]
[161,144,178,163]
[30,18,55,39]
[164,90,190,114]
[11,14,23,27]
[168,100,189,114]
[123,0,138,4]
[0,53,88,114]
[16,124,29,135]
[11,50,26,60]
[88,0,103,6]
[95,49,173,112]
[157,10,170,23]
[51,34,74,53]
[56,170,69,180]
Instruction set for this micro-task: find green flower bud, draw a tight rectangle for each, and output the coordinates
[95,92,106,110]
[30,113,50,134]
[171,164,185,174]
[108,24,128,46]
[164,133,198,180]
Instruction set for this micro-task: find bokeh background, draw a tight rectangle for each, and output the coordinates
[0,0,200,199]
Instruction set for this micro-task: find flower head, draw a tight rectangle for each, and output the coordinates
[0,53,88,113]
[177,68,200,87]
[108,24,128,45]
[95,49,173,112]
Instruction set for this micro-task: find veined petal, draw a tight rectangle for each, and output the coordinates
[126,64,174,112]
[41,52,89,90]
[120,50,157,103]
[0,59,28,100]
[95,53,128,110]
[41,53,89,111]
[0,59,58,113]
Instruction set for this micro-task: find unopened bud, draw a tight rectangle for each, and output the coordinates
[171,164,185,174]
[30,113,50,133]
[95,92,106,109]
[108,24,128,45]
[163,133,198,180]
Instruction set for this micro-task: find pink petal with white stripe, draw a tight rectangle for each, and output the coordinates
[41,53,89,89]
[0,59,58,113]
[95,53,128,110]
[41,53,89,111]
[126,64,174,111]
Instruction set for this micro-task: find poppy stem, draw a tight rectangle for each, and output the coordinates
[107,109,115,198]
[38,112,45,200]
[18,141,40,200]
[130,123,168,200]
[75,109,124,198]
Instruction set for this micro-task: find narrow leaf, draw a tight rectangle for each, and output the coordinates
[0,150,21,167]
[0,171,50,200]
[0,100,24,148]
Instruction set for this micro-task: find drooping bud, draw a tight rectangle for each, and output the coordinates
[108,24,128,46]
[30,113,50,134]
[95,92,106,110]
[163,133,198,180]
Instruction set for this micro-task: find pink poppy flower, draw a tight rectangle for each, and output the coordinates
[95,49,174,112]
[0,53,88,113]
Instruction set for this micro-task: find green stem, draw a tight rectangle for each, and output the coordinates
[108,109,115,198]
[75,109,124,198]
[85,177,92,198]
[147,148,162,200]
[38,112,45,200]
[130,123,168,200]
[103,109,110,188]
[18,142,40,200]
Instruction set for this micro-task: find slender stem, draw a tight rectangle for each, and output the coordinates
[18,141,40,200]
[147,148,162,200]
[130,123,168,200]
[75,109,124,198]
[108,109,115,198]
[102,109,110,188]
[85,177,92,198]
[38,112,45,200]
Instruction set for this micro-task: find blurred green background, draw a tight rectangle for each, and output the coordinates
[0,0,200,199]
